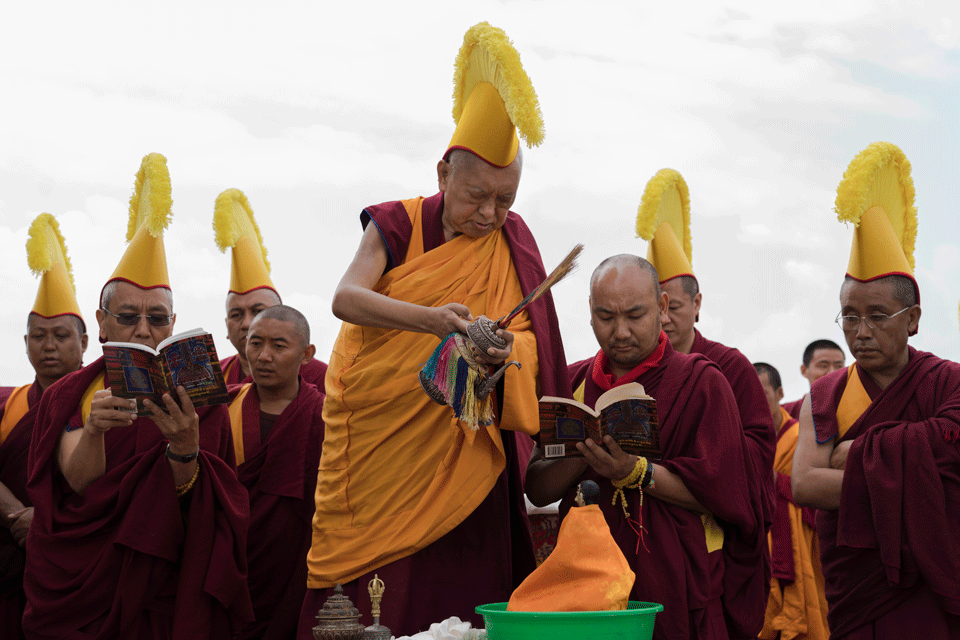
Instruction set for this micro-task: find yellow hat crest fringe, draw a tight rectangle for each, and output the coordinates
[213,188,270,271]
[636,168,695,284]
[834,141,917,272]
[106,152,173,292]
[127,152,173,241]
[452,22,544,148]
[213,188,277,296]
[26,213,84,321]
[27,213,75,286]
[636,168,693,260]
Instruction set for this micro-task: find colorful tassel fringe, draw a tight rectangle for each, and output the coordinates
[420,333,495,431]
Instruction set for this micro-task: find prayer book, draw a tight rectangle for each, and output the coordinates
[102,328,230,416]
[539,383,661,460]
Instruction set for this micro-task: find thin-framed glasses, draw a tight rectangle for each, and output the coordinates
[100,307,174,327]
[835,306,911,332]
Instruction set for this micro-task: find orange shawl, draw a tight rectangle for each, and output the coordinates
[760,406,830,640]
[306,197,540,588]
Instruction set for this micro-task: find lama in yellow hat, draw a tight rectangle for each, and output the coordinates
[835,141,918,301]
[27,213,84,327]
[105,153,172,295]
[446,22,544,168]
[636,168,695,284]
[213,189,279,297]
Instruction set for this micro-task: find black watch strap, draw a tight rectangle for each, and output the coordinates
[165,443,199,463]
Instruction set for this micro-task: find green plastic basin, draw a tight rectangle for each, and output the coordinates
[476,601,664,640]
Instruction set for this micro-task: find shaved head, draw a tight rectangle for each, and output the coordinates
[590,254,660,298]
[252,304,310,348]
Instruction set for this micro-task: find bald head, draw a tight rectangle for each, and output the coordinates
[252,304,310,348]
[590,254,660,299]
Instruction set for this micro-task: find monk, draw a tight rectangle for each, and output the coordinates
[229,305,324,640]
[0,313,87,639]
[527,255,761,640]
[781,340,845,420]
[754,362,829,640]
[23,279,253,638]
[297,148,569,635]
[660,274,775,638]
[792,275,960,638]
[220,287,327,387]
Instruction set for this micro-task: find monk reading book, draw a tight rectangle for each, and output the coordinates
[538,382,661,460]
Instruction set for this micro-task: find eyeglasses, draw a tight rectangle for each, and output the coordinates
[835,306,911,332]
[100,307,174,327]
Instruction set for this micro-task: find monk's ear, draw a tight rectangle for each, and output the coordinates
[81,333,89,353]
[96,308,108,344]
[775,387,784,403]
[302,344,316,365]
[437,159,451,192]
[907,305,921,337]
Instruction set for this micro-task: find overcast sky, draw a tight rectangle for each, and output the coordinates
[2,1,958,400]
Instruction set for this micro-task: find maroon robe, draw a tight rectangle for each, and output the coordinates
[0,381,40,640]
[222,354,328,390]
[230,380,324,640]
[690,329,775,638]
[565,343,761,640]
[24,357,253,639]
[811,348,960,639]
[296,192,569,638]
[783,396,805,421]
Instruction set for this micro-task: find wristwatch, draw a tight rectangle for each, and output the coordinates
[165,443,199,463]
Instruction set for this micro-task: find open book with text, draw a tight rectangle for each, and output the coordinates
[102,328,230,416]
[539,382,661,460]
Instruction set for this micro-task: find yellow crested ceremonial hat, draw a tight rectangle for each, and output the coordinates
[636,168,695,284]
[105,153,172,294]
[26,213,84,325]
[835,142,918,300]
[446,22,544,168]
[213,188,278,297]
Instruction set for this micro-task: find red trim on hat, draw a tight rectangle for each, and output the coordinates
[442,145,513,169]
[843,271,920,306]
[28,311,86,332]
[227,285,282,302]
[99,277,172,304]
[658,273,697,286]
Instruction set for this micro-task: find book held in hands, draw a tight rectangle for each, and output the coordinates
[102,328,230,416]
[539,382,661,460]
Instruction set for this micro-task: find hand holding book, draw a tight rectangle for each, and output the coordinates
[102,329,229,416]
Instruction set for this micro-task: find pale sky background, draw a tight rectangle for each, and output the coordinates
[1,1,958,401]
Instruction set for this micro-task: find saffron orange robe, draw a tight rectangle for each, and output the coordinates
[811,349,960,639]
[566,337,761,640]
[760,407,829,640]
[299,192,568,637]
[221,354,328,390]
[228,380,324,640]
[690,330,775,639]
[0,381,38,640]
[24,357,253,639]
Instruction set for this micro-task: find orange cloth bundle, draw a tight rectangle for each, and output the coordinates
[508,504,635,612]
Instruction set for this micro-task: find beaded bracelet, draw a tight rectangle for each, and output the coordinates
[175,464,200,498]
[611,456,647,520]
